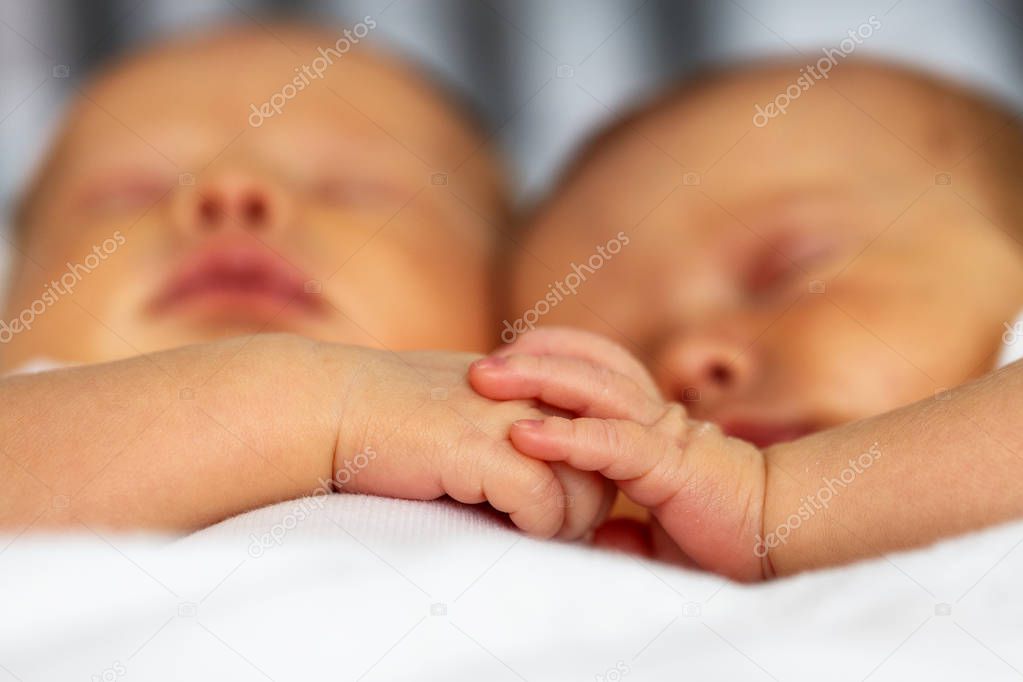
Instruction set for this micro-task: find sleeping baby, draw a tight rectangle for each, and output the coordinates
[471,59,1023,579]
[5,30,1023,583]
[0,24,614,539]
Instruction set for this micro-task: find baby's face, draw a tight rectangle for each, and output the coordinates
[1,27,502,369]
[511,64,1023,446]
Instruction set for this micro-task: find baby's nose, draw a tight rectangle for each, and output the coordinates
[177,172,288,236]
[651,326,754,412]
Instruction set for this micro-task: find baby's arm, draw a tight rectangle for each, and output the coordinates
[471,330,1023,579]
[1,335,597,538]
[762,359,1023,575]
[0,334,341,531]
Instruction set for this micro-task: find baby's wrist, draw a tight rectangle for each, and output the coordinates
[242,333,356,490]
[756,445,787,579]
[309,340,375,489]
[758,438,832,578]
[189,333,347,502]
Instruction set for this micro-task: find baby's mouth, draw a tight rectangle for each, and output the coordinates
[149,240,325,323]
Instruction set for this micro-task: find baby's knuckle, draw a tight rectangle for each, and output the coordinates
[447,424,479,466]
[593,419,624,453]
[655,403,688,435]
[646,451,688,505]
[531,465,561,499]
[520,467,561,519]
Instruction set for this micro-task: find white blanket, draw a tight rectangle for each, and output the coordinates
[2,494,1022,681]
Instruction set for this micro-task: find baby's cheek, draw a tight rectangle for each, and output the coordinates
[748,300,855,397]
[782,295,926,418]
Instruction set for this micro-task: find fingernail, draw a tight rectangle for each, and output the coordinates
[472,356,508,370]
[514,419,544,430]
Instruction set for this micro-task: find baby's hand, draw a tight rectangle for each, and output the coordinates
[469,328,769,581]
[319,344,614,540]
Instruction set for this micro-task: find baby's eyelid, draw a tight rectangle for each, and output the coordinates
[80,175,174,210]
[308,174,406,206]
[746,236,835,293]
[746,249,801,292]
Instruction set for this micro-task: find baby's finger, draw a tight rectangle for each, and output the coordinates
[494,327,660,399]
[445,440,566,539]
[550,463,617,540]
[470,354,665,423]
[509,414,685,509]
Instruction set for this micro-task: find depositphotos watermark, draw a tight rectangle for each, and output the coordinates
[595,661,630,682]
[248,16,378,128]
[247,493,327,558]
[1003,321,1022,346]
[90,660,126,682]
[0,231,126,344]
[247,445,376,557]
[501,231,630,343]
[752,15,881,128]
[754,442,881,558]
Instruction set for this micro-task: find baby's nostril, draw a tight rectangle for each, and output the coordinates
[709,363,733,386]
[199,196,221,226]
[242,195,267,226]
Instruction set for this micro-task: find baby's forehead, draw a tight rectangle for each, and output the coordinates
[20,27,508,229]
[77,29,464,127]
[618,64,983,155]
[516,61,1023,265]
[542,62,1008,213]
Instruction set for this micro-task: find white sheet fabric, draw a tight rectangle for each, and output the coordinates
[2,493,1022,681]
